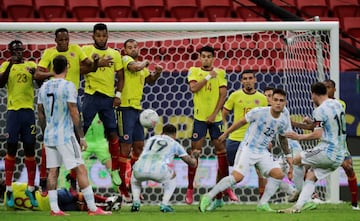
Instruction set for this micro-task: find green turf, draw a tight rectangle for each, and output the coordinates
[1,202,359,221]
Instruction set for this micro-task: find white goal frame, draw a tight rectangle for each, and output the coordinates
[0,21,340,203]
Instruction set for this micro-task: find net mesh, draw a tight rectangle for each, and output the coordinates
[0,23,334,204]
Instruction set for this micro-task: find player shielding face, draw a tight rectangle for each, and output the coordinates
[81,23,124,192]
[0,40,38,209]
[199,88,293,213]
[186,45,236,204]
[130,124,197,212]
[116,38,163,201]
[279,82,347,213]
[37,55,111,216]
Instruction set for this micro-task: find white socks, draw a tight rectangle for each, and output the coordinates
[162,177,177,205]
[81,185,97,212]
[208,175,236,199]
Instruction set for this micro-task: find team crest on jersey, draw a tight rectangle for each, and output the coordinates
[192,133,198,139]
[238,99,243,103]
[123,55,129,62]
[255,99,260,105]
[70,52,75,58]
[123,134,129,140]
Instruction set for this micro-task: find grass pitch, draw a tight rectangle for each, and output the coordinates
[1,202,359,221]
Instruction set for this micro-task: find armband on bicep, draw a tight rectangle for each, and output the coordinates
[314,121,324,129]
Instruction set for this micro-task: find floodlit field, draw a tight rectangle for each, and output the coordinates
[1,202,359,221]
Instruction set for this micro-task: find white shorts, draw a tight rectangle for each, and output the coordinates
[45,135,84,170]
[132,164,174,183]
[233,146,281,178]
[300,148,341,180]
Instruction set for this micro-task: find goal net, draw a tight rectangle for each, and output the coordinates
[0,21,340,204]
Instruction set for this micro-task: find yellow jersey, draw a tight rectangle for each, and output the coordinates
[82,45,123,97]
[187,67,227,122]
[0,61,36,110]
[38,44,87,89]
[224,89,268,141]
[337,98,346,111]
[3,182,47,211]
[120,55,150,110]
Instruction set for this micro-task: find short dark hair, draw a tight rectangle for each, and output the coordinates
[323,79,336,88]
[162,124,177,135]
[240,69,255,79]
[311,82,327,95]
[53,55,68,74]
[200,45,215,56]
[263,87,275,93]
[8,40,23,51]
[55,28,68,37]
[273,88,287,97]
[93,23,107,34]
[124,39,136,47]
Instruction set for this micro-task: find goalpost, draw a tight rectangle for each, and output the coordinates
[0,21,340,204]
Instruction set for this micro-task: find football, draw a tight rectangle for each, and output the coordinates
[139,109,159,128]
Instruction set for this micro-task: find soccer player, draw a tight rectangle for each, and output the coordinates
[199,88,293,213]
[0,40,38,208]
[263,87,304,203]
[116,38,163,201]
[279,82,347,213]
[82,114,113,177]
[0,180,121,212]
[206,70,267,210]
[323,79,359,210]
[186,45,235,204]
[81,23,124,191]
[37,55,111,216]
[130,124,198,212]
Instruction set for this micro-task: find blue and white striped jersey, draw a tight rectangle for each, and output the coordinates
[313,99,346,164]
[240,106,291,154]
[38,78,77,146]
[133,135,188,174]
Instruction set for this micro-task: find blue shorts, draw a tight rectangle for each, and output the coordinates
[116,107,144,144]
[82,93,117,134]
[226,139,241,166]
[191,119,223,141]
[6,109,36,144]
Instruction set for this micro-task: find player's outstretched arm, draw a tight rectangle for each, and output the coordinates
[219,117,247,142]
[127,60,149,72]
[285,128,322,141]
[291,116,315,131]
[34,66,54,80]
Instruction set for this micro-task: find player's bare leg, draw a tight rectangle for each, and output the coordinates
[342,158,359,210]
[119,142,132,202]
[186,139,203,204]
[213,139,238,202]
